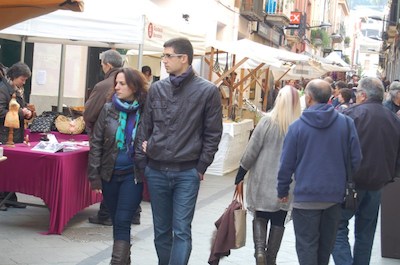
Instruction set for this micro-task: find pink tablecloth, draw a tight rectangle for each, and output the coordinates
[0,142,102,234]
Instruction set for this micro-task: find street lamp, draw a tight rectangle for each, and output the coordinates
[368,15,398,40]
[306,21,331,29]
[368,15,398,25]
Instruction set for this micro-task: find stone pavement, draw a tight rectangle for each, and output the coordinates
[0,171,398,265]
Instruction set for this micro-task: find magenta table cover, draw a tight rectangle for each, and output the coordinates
[0,143,102,234]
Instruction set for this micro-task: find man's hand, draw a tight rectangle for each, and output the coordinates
[198,172,204,181]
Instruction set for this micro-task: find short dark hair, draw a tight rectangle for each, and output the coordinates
[335,81,347,89]
[6,62,31,80]
[305,79,332,103]
[339,88,352,103]
[163,37,194,65]
[141,65,151,75]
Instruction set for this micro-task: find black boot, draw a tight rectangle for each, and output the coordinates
[110,240,130,265]
[89,200,112,226]
[253,217,267,265]
[266,226,285,265]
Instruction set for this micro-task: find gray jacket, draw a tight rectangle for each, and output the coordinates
[135,72,222,174]
[240,115,293,212]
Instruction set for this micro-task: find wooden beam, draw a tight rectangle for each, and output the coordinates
[262,70,269,111]
[233,63,265,90]
[208,47,215,81]
[213,57,249,85]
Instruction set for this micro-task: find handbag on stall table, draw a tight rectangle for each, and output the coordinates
[55,115,85,135]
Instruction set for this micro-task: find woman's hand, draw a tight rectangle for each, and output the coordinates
[278,196,288,203]
[22,107,32,119]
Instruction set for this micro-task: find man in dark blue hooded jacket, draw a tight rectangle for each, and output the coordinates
[277,79,362,265]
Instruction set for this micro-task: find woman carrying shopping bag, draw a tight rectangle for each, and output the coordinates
[234,85,301,265]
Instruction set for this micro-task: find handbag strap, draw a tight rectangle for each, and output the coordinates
[343,116,353,183]
[233,182,244,209]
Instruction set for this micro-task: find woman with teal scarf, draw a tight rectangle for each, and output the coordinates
[88,67,147,264]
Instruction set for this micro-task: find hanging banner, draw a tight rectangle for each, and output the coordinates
[144,19,206,55]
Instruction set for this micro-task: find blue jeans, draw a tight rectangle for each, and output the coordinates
[332,189,381,265]
[292,204,341,265]
[102,174,143,243]
[145,166,200,265]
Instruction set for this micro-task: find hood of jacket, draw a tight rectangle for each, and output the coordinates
[300,103,338,129]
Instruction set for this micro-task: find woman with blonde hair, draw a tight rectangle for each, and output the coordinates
[234,85,301,265]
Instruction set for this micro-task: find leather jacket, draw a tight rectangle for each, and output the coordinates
[135,71,222,174]
[88,102,142,190]
[83,67,120,135]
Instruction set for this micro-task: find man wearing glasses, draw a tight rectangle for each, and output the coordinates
[135,37,222,265]
[332,77,400,265]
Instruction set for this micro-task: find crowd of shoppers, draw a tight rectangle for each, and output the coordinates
[2,36,399,265]
[235,75,399,265]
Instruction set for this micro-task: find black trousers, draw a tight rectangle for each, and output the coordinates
[0,192,18,202]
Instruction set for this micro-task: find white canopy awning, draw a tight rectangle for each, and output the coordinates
[0,0,207,53]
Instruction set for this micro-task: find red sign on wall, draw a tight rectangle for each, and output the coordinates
[290,12,301,25]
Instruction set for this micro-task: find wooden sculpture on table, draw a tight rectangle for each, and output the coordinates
[4,93,20,146]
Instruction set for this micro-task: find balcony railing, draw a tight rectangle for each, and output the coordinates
[264,0,290,27]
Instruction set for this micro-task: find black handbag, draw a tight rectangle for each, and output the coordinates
[344,179,357,211]
[30,111,59,133]
[342,117,358,211]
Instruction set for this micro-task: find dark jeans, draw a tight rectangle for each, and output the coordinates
[332,189,381,265]
[97,199,141,220]
[102,174,143,242]
[145,166,200,265]
[292,204,341,265]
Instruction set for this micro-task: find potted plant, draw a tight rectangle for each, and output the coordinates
[344,36,351,47]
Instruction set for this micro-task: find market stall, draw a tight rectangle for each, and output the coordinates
[206,119,254,176]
